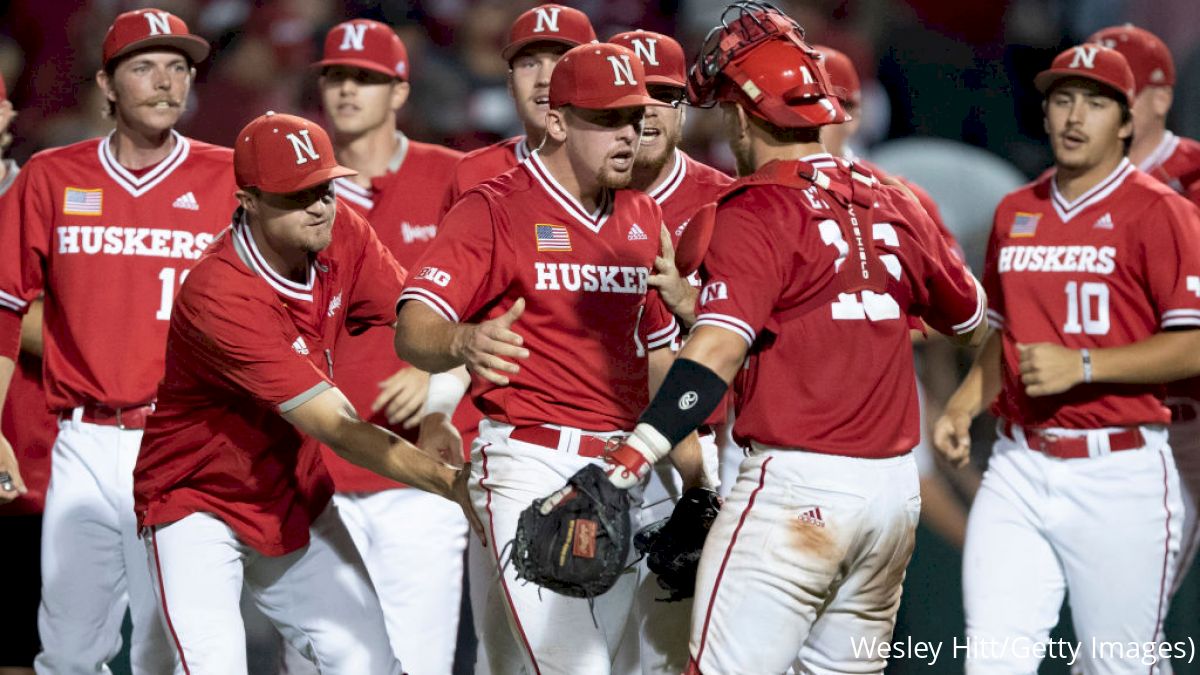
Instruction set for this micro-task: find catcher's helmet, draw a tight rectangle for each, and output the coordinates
[686,1,847,128]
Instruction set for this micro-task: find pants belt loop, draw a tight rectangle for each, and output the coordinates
[71,406,84,426]
[1089,430,1111,458]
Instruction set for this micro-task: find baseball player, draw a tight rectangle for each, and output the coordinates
[131,111,477,674]
[395,43,694,674]
[933,45,1200,674]
[312,19,469,673]
[607,28,733,675]
[0,75,55,675]
[0,9,237,673]
[583,5,986,672]
[1087,23,1200,589]
[441,3,596,211]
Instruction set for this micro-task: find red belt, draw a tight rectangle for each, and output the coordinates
[1002,420,1144,459]
[509,426,622,458]
[67,403,156,430]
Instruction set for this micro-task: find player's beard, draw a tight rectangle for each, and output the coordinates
[596,163,633,190]
[634,125,682,174]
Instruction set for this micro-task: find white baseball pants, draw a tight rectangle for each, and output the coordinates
[689,448,920,675]
[35,414,174,675]
[964,424,1182,675]
[468,419,641,675]
[334,488,468,675]
[145,504,401,675]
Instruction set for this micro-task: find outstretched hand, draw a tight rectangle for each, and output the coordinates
[455,299,529,386]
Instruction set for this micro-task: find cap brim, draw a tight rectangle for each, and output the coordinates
[502,36,583,63]
[257,166,358,195]
[312,58,404,80]
[674,202,717,277]
[108,35,211,65]
[1034,68,1131,104]
[644,74,687,88]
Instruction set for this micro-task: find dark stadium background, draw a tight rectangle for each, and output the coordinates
[0,0,1196,673]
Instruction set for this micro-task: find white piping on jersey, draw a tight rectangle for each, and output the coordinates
[232,214,316,303]
[332,131,411,212]
[1163,308,1200,329]
[645,318,680,349]
[515,137,531,163]
[694,313,756,347]
[647,150,685,205]
[387,131,411,173]
[1050,158,1133,223]
[986,308,1005,331]
[334,177,374,211]
[397,288,460,323]
[98,130,190,198]
[0,289,27,311]
[1139,131,1179,174]
[525,150,613,234]
[952,277,987,334]
[0,160,20,198]
[801,152,840,172]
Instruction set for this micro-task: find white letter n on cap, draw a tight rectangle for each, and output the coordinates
[1069,46,1098,70]
[339,23,367,51]
[631,38,659,66]
[533,7,561,33]
[609,55,637,86]
[145,11,172,35]
[286,130,320,165]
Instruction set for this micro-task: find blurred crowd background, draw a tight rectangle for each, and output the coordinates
[1,0,1198,673]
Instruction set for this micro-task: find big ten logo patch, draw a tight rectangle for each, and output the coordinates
[416,266,451,287]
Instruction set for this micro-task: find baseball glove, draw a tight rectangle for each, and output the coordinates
[510,464,635,598]
[634,486,722,601]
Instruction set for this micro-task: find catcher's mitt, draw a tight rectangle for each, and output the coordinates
[510,464,635,598]
[634,486,722,601]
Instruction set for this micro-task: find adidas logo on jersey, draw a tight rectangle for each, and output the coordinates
[798,507,826,527]
[1093,213,1114,230]
[628,223,648,241]
[172,192,200,211]
[292,336,309,356]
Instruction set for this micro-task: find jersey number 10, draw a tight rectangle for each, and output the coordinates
[1062,280,1110,335]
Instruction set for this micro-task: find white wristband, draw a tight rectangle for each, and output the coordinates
[422,371,469,418]
[1080,348,1093,384]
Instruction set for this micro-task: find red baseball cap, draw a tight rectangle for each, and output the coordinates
[813,45,861,105]
[549,43,668,110]
[502,4,596,63]
[1035,44,1135,106]
[234,111,356,194]
[102,8,210,67]
[1087,24,1174,94]
[313,19,409,81]
[608,30,686,88]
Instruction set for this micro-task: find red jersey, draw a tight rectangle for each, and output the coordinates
[1139,132,1200,405]
[401,151,679,431]
[984,159,1200,429]
[1140,131,1200,206]
[134,201,407,556]
[0,132,238,410]
[0,162,56,516]
[695,155,983,457]
[324,136,463,493]
[441,136,532,215]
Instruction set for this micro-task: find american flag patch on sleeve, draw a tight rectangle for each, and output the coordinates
[63,188,103,216]
[535,223,572,251]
